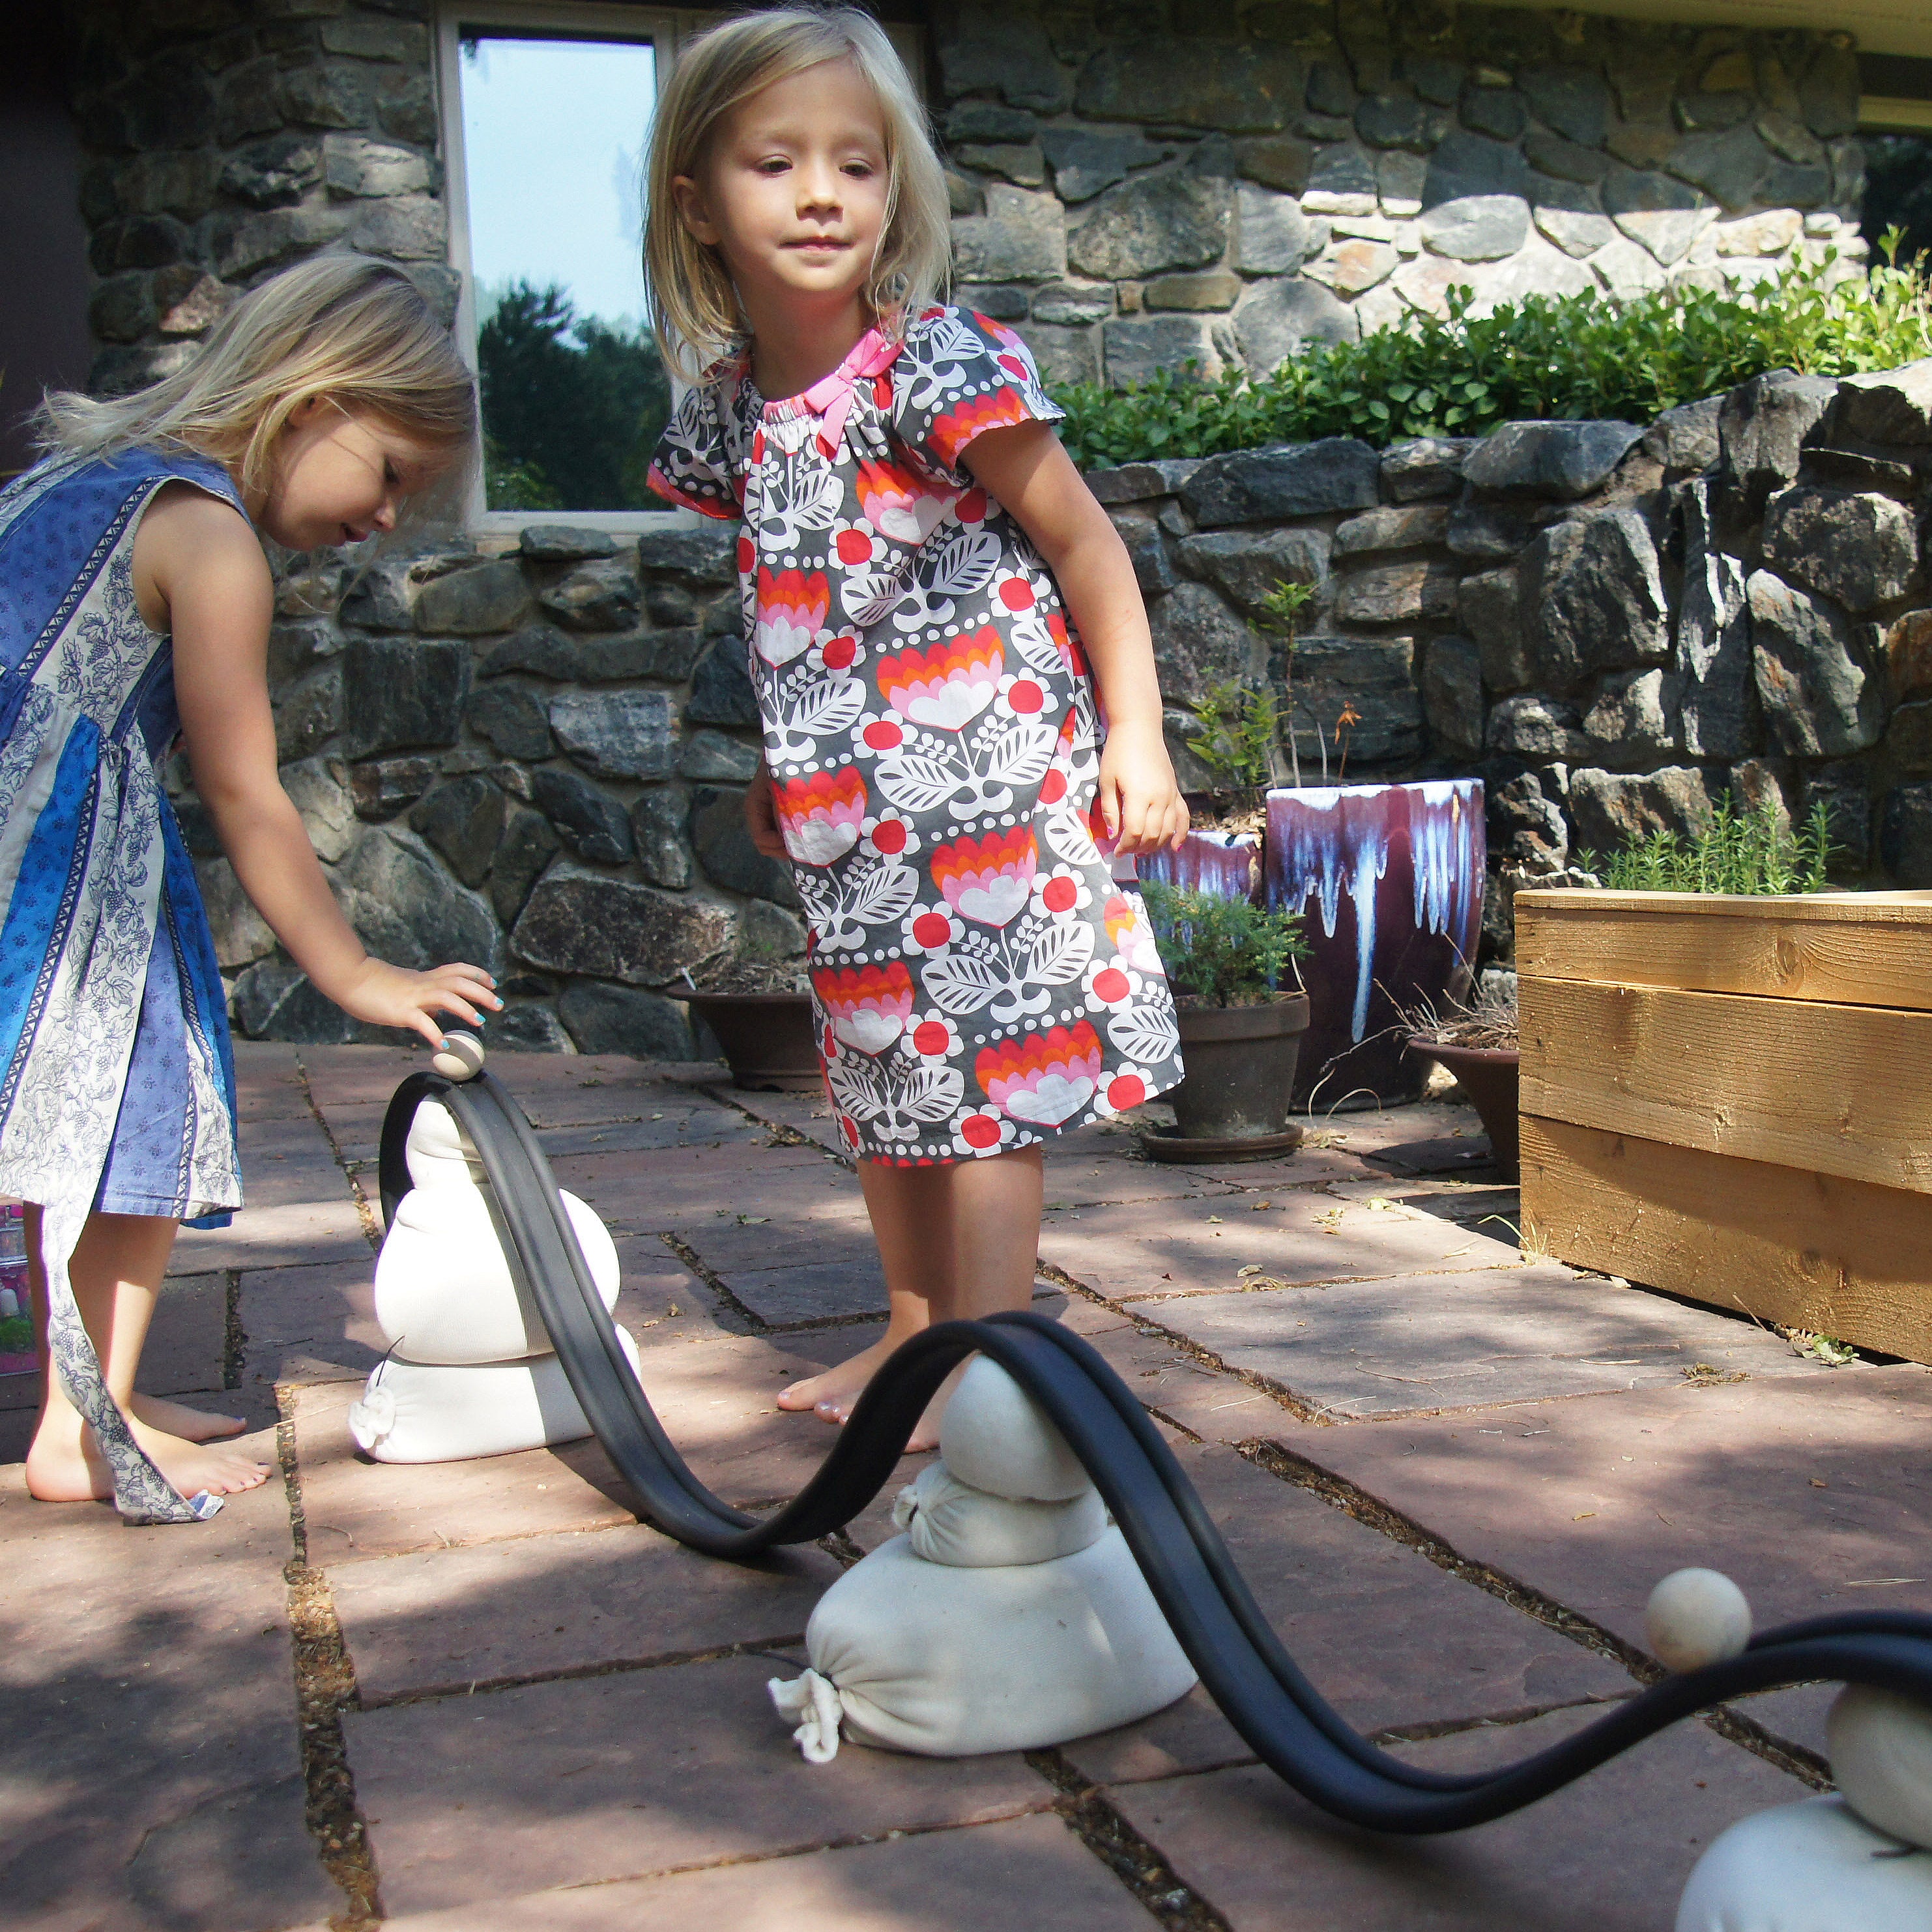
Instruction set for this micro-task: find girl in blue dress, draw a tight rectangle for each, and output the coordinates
[7,257,500,1522]
[644,9,1190,1445]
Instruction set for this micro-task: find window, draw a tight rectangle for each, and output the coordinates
[439,4,676,528]
[437,5,923,531]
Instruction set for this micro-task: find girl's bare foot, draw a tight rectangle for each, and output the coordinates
[26,1411,270,1503]
[129,1393,247,1441]
[778,1342,964,1451]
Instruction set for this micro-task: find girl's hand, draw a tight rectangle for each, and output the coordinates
[1099,719,1190,856]
[334,958,502,1050]
[744,765,789,859]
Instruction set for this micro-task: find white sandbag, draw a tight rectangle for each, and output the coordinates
[891,1460,1106,1568]
[1828,1686,1932,1849]
[938,1356,1090,1501]
[779,1527,1195,1759]
[347,1325,641,1463]
[405,1099,488,1189]
[1675,1796,1932,1932]
[372,1184,618,1364]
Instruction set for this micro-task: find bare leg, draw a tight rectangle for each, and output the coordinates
[127,1394,246,1441]
[22,1207,271,1503]
[777,1146,1044,1449]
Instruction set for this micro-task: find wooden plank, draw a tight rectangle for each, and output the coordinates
[1519,975,1932,1196]
[1520,1115,1932,1364]
[1515,889,1932,1010]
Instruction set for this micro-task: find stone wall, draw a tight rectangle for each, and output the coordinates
[934,2,1869,390]
[1094,358,1932,970]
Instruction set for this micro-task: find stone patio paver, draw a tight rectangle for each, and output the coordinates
[1106,1701,1805,1931]
[345,1654,1057,1915]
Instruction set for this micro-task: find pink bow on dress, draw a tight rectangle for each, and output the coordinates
[798,327,903,460]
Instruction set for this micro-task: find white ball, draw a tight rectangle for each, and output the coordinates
[431,1030,485,1082]
[1645,1568,1753,1673]
[1828,1684,1932,1850]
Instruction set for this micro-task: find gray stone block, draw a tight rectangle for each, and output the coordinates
[1568,766,1716,856]
[1761,486,1922,615]
[1015,321,1099,386]
[1748,570,1888,757]
[556,980,697,1060]
[1333,559,1460,625]
[195,856,274,970]
[532,767,633,866]
[1233,184,1310,274]
[1718,368,1838,510]
[1038,128,1168,203]
[1332,504,1449,556]
[935,5,1067,112]
[518,525,616,562]
[1419,193,1529,261]
[350,755,435,822]
[1485,693,1588,761]
[952,184,1065,282]
[512,869,732,986]
[1462,419,1646,499]
[1881,784,1932,884]
[680,729,762,783]
[1457,564,1531,693]
[1355,95,1443,152]
[1278,635,1421,766]
[1068,172,1230,280]
[1235,134,1314,194]
[1602,166,1714,265]
[1420,635,1484,756]
[1834,360,1932,448]
[274,666,341,763]
[1030,281,1114,326]
[1676,479,1757,760]
[409,777,506,888]
[1103,315,1212,388]
[1423,129,1529,208]
[1146,581,1260,704]
[1460,83,1528,143]
[689,785,799,908]
[1799,42,1860,140]
[233,962,374,1045]
[489,1004,573,1053]
[1074,38,1303,132]
[685,635,760,728]
[465,681,553,762]
[1641,396,1722,474]
[221,134,321,209]
[536,559,642,633]
[281,756,355,863]
[1114,515,1174,594]
[1667,124,1772,212]
[1524,132,1609,183]
[1381,437,1475,502]
[634,523,737,584]
[1231,276,1357,371]
[1175,525,1330,618]
[1486,767,1569,871]
[550,690,676,781]
[342,638,469,758]
[337,826,503,974]
[1519,65,1609,147]
[1581,667,1680,768]
[947,102,1038,145]
[482,624,701,685]
[1183,439,1380,526]
[1086,459,1205,504]
[1306,140,1377,201]
[629,788,694,890]
[1523,510,1670,690]
[491,806,560,927]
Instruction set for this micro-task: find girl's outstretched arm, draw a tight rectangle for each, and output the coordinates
[141,486,502,1048]
[960,424,1189,855]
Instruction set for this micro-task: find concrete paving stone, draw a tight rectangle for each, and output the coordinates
[670,1175,875,1269]
[727,1256,893,1327]
[611,1235,742,1346]
[1361,1133,1505,1179]
[364,1809,1152,1932]
[330,1521,843,1702]
[170,1194,371,1275]
[1105,1701,1804,1931]
[1061,1441,1632,1787]
[535,1112,768,1156]
[1308,1099,1480,1152]
[1038,1153,1235,1209]
[0,1461,336,1932]
[1725,1682,1834,1760]
[710,1087,848,1156]
[1041,1192,1525,1308]
[550,1142,848,1231]
[239,1256,386,1389]
[1179,1144,1391,1189]
[229,1040,311,1121]
[346,1654,1056,1915]
[1262,1364,1932,1650]
[1144,1265,1826,1422]
[0,1271,228,1415]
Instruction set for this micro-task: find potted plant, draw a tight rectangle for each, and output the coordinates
[1404,980,1521,1181]
[1512,799,1932,1357]
[1138,882,1310,1162]
[682,940,819,1093]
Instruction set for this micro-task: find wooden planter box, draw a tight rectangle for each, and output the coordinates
[1515,888,1932,1364]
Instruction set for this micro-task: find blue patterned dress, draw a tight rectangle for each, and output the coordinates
[0,448,246,1522]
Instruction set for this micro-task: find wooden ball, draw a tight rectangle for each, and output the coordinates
[431,1031,485,1082]
[1645,1568,1753,1672]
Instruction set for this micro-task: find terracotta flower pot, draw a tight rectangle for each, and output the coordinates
[1142,992,1310,1161]
[1404,1038,1521,1181]
[684,992,820,1092]
[1265,781,1485,1109]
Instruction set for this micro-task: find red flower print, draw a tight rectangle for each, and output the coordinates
[753,566,829,667]
[974,1021,1104,1127]
[930,824,1037,927]
[876,628,1003,730]
[856,456,949,544]
[813,960,916,1055]
[930,387,1031,467]
[774,767,866,865]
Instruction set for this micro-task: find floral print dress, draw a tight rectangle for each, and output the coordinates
[650,305,1183,1165]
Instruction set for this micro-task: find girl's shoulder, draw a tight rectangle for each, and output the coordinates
[897,302,1036,367]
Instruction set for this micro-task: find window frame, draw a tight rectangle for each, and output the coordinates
[434,2,923,535]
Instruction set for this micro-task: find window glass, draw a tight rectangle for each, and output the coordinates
[457,31,669,512]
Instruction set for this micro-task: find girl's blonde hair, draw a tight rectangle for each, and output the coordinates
[35,255,476,502]
[644,5,951,380]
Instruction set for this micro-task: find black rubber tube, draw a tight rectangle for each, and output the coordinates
[379,1072,1932,1833]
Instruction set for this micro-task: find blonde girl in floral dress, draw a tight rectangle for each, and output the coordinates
[646,8,1188,1443]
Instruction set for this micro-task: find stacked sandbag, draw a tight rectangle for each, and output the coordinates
[347,1101,632,1463]
[769,1356,1196,1761]
[1666,1572,1932,1930]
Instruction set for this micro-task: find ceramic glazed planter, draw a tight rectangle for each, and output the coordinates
[684,992,821,1092]
[1142,993,1310,1162]
[1405,1039,1521,1181]
[1264,781,1484,1109]
[1134,828,1262,902]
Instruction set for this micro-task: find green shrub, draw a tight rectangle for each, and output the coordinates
[1142,882,1309,1006]
[1584,796,1835,895]
[1054,242,1932,468]
[1185,677,1283,790]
